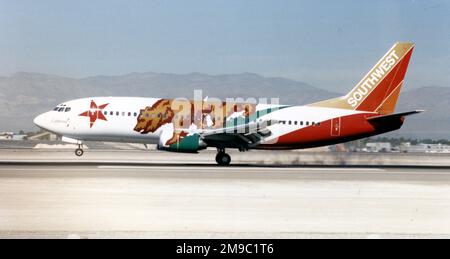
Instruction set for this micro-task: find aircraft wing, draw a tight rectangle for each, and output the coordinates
[198,120,276,150]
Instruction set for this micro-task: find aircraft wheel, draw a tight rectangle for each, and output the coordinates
[216,152,231,166]
[75,148,84,157]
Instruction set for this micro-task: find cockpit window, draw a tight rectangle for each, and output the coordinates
[54,105,71,112]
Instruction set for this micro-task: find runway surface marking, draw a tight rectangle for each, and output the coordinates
[97,166,385,172]
[0,160,212,164]
[1,165,450,176]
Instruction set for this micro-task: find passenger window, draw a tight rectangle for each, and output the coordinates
[116,112,119,116]
[288,121,292,125]
[294,121,298,125]
[128,112,131,116]
[110,111,113,116]
[104,111,108,115]
[134,112,137,117]
[306,121,309,126]
[122,112,125,116]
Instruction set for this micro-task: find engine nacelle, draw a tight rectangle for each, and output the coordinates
[157,134,207,153]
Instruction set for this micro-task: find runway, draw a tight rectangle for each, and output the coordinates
[1,161,450,238]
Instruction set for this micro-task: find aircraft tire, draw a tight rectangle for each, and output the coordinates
[216,152,231,166]
[75,148,84,157]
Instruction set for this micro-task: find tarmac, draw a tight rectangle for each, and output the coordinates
[0,148,450,238]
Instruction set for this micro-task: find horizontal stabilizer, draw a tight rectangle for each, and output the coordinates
[367,110,424,122]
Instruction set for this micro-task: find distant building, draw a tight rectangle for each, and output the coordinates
[400,143,450,153]
[0,132,27,140]
[28,131,59,141]
[364,142,393,153]
[0,132,13,140]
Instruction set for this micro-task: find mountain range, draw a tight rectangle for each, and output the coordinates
[0,72,448,139]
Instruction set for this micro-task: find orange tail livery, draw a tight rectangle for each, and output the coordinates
[310,42,415,114]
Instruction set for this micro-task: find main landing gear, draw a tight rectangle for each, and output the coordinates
[75,144,84,157]
[215,149,231,166]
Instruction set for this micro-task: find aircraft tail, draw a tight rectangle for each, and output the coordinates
[310,42,415,114]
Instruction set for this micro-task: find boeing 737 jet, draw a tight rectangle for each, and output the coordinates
[34,42,421,165]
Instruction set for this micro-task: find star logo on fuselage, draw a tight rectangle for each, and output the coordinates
[79,100,109,128]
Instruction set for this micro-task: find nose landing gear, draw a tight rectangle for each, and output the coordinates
[75,144,84,157]
[215,149,231,166]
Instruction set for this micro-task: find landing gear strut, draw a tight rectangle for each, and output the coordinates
[215,149,231,166]
[75,144,84,157]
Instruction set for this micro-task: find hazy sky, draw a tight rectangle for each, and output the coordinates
[0,0,448,92]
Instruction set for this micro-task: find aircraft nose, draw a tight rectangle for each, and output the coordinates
[33,113,49,130]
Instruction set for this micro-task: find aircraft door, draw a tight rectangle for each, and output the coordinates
[331,117,341,136]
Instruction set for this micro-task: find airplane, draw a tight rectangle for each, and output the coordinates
[33,42,421,165]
